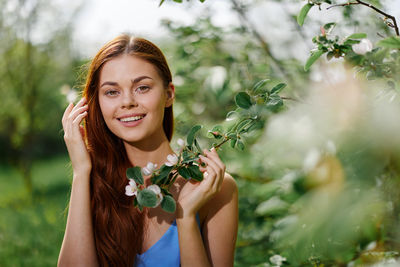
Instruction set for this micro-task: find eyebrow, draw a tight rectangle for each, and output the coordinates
[100,76,153,88]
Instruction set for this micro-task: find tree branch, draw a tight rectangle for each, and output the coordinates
[327,0,399,36]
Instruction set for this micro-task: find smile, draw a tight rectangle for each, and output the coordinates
[119,115,145,122]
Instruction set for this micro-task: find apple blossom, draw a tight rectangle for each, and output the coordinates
[125,179,138,197]
[142,162,158,176]
[352,39,373,55]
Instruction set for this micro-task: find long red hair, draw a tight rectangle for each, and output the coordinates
[82,34,174,266]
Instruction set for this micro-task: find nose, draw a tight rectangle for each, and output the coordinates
[121,90,138,109]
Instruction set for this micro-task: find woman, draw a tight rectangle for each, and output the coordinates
[58,34,238,267]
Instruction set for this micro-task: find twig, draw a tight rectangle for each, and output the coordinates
[327,0,399,36]
[213,137,230,151]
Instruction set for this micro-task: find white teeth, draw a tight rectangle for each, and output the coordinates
[120,115,144,122]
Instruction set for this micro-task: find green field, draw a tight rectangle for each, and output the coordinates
[0,156,71,267]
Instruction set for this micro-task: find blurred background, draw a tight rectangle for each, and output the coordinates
[1,0,400,266]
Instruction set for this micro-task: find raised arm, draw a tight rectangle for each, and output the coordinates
[177,148,239,267]
[58,98,99,267]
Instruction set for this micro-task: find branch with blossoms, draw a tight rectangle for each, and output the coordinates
[125,79,288,213]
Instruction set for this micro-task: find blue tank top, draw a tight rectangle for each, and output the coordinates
[134,213,202,267]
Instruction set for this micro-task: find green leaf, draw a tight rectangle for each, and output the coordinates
[155,165,174,184]
[158,0,165,6]
[237,140,245,151]
[230,138,237,148]
[377,36,400,49]
[266,94,283,112]
[207,125,224,139]
[137,189,157,207]
[187,125,202,146]
[227,132,237,140]
[161,195,176,213]
[270,83,286,94]
[126,167,144,185]
[178,167,191,179]
[235,92,252,109]
[187,164,203,181]
[297,3,313,26]
[226,111,239,121]
[345,33,367,40]
[252,79,270,93]
[194,138,202,153]
[304,49,324,71]
[236,119,252,133]
[323,22,336,33]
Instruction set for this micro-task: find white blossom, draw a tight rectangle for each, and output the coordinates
[147,184,163,207]
[165,154,179,166]
[125,179,138,197]
[142,162,157,176]
[352,39,373,55]
[269,254,286,266]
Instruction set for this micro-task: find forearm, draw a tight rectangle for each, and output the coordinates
[58,174,99,267]
[177,216,211,267]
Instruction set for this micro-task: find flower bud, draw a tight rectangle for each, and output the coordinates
[165,154,179,166]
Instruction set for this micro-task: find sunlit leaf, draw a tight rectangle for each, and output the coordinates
[297,3,313,26]
[304,49,324,71]
[270,83,286,95]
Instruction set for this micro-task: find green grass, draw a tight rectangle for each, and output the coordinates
[0,156,71,267]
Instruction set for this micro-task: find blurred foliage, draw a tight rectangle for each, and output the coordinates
[0,0,81,193]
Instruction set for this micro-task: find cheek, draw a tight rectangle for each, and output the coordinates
[98,98,114,120]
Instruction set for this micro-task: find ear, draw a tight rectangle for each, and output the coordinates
[165,82,175,108]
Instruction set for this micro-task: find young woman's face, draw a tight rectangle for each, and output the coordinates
[98,55,174,144]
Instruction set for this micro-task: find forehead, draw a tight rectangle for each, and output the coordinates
[99,54,160,82]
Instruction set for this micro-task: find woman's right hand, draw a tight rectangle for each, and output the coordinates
[62,97,91,177]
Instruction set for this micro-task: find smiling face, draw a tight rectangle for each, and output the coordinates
[98,54,174,145]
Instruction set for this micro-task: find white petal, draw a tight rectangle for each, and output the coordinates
[167,154,178,165]
[129,179,137,188]
[142,167,152,176]
[165,162,173,167]
[125,185,135,196]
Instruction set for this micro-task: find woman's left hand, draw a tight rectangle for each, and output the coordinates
[176,147,226,219]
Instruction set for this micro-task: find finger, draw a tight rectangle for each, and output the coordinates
[70,97,87,114]
[204,148,225,173]
[198,155,219,186]
[73,111,88,125]
[62,103,74,125]
[200,153,224,180]
[68,105,88,121]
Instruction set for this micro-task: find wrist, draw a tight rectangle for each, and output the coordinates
[73,170,91,181]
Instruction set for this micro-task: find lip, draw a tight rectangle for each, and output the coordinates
[117,113,146,127]
[117,113,146,120]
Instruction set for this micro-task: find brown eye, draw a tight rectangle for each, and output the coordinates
[136,86,150,94]
[105,89,119,96]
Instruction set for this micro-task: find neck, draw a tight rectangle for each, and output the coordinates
[123,129,174,172]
